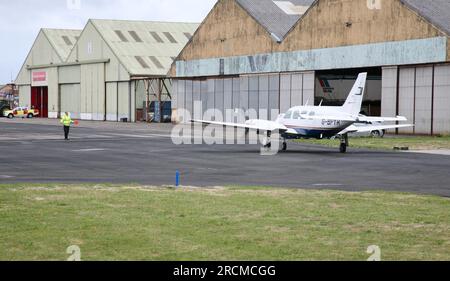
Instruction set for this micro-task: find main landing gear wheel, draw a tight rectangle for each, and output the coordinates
[340,143,347,153]
[262,131,272,149]
[282,141,287,151]
[340,133,349,154]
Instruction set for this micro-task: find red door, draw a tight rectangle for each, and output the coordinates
[30,87,48,118]
[42,87,48,118]
[31,87,39,114]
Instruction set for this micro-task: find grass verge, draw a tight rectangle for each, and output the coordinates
[0,184,449,261]
[296,135,450,151]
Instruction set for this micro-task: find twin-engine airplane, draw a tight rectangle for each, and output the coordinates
[192,73,413,153]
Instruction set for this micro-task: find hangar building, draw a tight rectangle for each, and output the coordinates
[16,20,198,122]
[15,28,81,118]
[170,0,450,135]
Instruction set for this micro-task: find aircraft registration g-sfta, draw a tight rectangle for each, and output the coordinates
[192,73,413,153]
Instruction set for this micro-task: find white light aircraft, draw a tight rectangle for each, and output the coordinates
[192,73,413,153]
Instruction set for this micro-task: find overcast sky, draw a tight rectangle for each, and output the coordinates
[0,0,216,84]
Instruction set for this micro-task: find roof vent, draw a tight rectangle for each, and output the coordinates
[163,32,177,43]
[149,56,164,69]
[115,30,128,42]
[135,56,149,68]
[128,31,143,43]
[62,36,73,46]
[183,32,192,40]
[150,31,164,43]
[273,1,309,15]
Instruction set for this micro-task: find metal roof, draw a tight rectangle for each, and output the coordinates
[235,0,450,42]
[90,19,199,76]
[236,0,314,41]
[401,0,450,36]
[42,29,82,61]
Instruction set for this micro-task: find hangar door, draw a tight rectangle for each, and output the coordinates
[60,84,81,119]
[106,82,118,121]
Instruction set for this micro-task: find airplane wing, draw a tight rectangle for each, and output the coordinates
[191,119,288,132]
[339,124,414,134]
[357,116,407,123]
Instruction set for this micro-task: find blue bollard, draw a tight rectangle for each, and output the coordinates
[175,170,180,187]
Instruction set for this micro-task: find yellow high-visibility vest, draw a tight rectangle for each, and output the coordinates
[61,114,73,126]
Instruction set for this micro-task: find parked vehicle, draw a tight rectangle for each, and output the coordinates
[0,101,11,117]
[4,107,40,119]
[351,123,386,138]
[350,114,386,138]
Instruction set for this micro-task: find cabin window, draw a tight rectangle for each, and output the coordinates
[293,110,301,120]
[309,111,316,116]
[284,110,293,119]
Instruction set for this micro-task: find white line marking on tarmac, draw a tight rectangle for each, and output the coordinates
[408,150,450,156]
[72,148,107,152]
[0,175,15,179]
[103,133,172,139]
[312,183,344,187]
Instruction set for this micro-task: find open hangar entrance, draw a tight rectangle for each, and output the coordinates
[31,86,48,118]
[315,68,382,116]
[134,78,173,123]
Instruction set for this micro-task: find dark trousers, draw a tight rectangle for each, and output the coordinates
[64,126,70,140]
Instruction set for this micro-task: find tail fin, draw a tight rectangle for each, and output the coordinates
[342,72,367,116]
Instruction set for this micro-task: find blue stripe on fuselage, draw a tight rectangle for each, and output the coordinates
[282,128,342,139]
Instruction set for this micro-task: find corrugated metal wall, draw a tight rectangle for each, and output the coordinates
[118,81,131,121]
[414,66,433,134]
[185,80,193,121]
[47,67,59,119]
[398,68,415,134]
[60,84,81,119]
[106,82,118,121]
[382,63,450,135]
[381,67,398,118]
[80,63,105,121]
[303,72,315,105]
[58,63,129,122]
[172,71,315,123]
[174,65,450,135]
[18,85,31,107]
[433,64,450,134]
[59,65,81,84]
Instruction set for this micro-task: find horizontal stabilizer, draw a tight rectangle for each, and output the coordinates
[357,116,408,123]
[339,124,414,135]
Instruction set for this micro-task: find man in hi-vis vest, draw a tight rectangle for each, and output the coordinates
[60,112,74,140]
